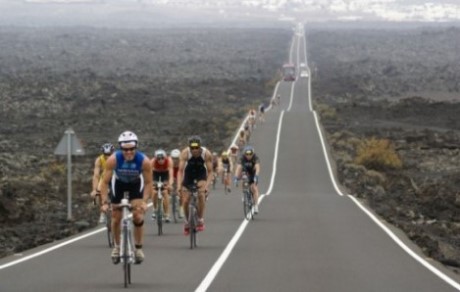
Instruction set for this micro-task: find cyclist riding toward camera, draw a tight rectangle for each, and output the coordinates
[100,131,152,264]
[177,135,214,235]
[151,149,174,223]
[170,149,184,218]
[234,145,261,214]
[90,143,115,224]
[218,151,233,193]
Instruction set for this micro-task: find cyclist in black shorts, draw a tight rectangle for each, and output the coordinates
[100,131,152,264]
[234,145,261,214]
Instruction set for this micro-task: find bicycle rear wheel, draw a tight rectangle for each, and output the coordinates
[157,199,163,235]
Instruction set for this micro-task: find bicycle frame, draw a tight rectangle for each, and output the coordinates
[119,194,135,287]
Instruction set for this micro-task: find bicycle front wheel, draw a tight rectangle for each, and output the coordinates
[189,205,197,249]
[157,199,163,235]
[243,191,252,220]
[106,208,114,248]
[122,227,130,288]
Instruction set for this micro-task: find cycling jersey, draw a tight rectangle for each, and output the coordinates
[183,147,208,187]
[153,157,170,182]
[114,151,145,183]
[222,157,231,172]
[239,154,260,181]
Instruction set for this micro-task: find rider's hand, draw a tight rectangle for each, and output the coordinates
[141,201,148,212]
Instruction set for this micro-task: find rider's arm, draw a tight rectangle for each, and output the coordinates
[204,150,214,190]
[142,157,153,203]
[100,156,115,206]
[254,162,260,176]
[91,157,102,195]
[167,157,174,187]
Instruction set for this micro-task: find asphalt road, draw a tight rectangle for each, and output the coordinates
[1,25,460,292]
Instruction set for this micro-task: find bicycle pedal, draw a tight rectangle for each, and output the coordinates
[112,257,120,265]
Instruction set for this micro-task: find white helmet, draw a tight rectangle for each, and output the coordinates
[154,149,167,159]
[170,149,180,158]
[118,131,138,147]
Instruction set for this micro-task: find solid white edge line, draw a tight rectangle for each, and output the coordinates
[0,201,154,270]
[301,27,460,290]
[195,110,285,292]
[348,195,460,291]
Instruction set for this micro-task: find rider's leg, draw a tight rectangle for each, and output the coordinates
[112,208,122,246]
[163,188,170,219]
[197,180,207,219]
[132,199,145,246]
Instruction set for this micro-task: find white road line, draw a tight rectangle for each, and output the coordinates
[0,201,154,270]
[195,110,285,292]
[349,195,460,291]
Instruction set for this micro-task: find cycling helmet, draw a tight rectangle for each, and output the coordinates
[101,143,114,155]
[188,135,202,148]
[170,149,180,158]
[118,131,138,147]
[243,145,255,155]
[154,149,167,159]
[222,151,228,157]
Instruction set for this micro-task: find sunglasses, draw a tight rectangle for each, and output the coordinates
[245,152,253,156]
[190,146,200,150]
[121,147,136,152]
[157,156,165,160]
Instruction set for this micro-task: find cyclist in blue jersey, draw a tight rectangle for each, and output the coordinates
[100,131,152,264]
[234,145,261,214]
[177,135,214,235]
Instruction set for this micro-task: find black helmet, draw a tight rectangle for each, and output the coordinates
[243,145,254,155]
[188,135,202,148]
[101,143,115,155]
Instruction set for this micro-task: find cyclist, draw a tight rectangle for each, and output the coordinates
[170,148,184,218]
[177,135,214,235]
[218,151,233,193]
[258,103,265,123]
[248,109,256,131]
[229,144,239,174]
[100,131,152,264]
[237,129,247,149]
[151,149,174,223]
[234,145,261,214]
[90,143,114,224]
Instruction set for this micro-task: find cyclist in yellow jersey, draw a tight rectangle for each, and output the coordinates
[91,143,115,224]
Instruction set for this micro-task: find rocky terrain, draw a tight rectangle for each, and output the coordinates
[309,26,460,271]
[2,23,460,277]
[0,26,290,257]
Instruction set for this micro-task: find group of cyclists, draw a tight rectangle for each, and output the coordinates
[90,122,262,264]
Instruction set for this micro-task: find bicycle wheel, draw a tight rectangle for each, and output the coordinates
[189,205,196,249]
[122,227,130,288]
[106,208,114,248]
[157,199,163,235]
[243,191,251,220]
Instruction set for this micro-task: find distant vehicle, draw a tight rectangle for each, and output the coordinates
[282,63,296,81]
[300,70,309,78]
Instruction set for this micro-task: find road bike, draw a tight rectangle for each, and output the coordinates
[241,173,254,220]
[187,181,199,249]
[94,193,114,248]
[211,172,217,190]
[154,178,165,235]
[118,192,135,288]
[170,181,179,223]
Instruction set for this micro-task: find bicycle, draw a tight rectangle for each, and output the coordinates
[93,193,114,248]
[241,173,254,220]
[118,192,135,288]
[154,178,165,235]
[187,180,200,249]
[211,172,217,190]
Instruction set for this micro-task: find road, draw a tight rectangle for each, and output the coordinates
[1,24,460,292]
